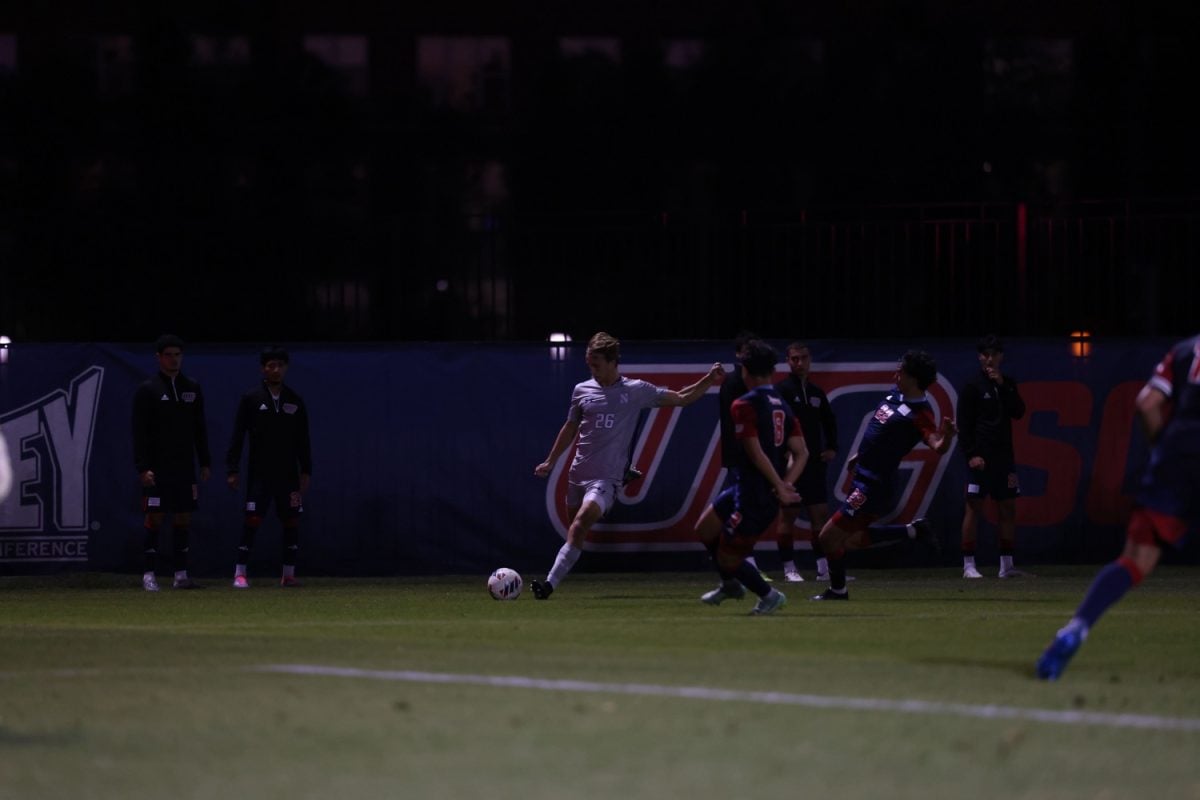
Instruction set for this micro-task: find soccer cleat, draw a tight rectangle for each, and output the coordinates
[700,583,746,605]
[963,565,984,579]
[1036,624,1086,680]
[530,579,554,600]
[280,575,302,587]
[810,587,849,601]
[142,574,160,592]
[621,467,644,486]
[748,592,787,618]
[750,589,787,615]
[172,577,204,589]
[1000,568,1035,579]
[783,568,805,583]
[232,575,250,589]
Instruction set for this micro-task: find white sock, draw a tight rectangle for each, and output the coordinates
[174,570,188,581]
[143,571,155,580]
[905,523,918,539]
[816,557,829,575]
[547,542,581,588]
[964,555,977,569]
[235,564,247,578]
[282,565,296,579]
[1000,555,1014,572]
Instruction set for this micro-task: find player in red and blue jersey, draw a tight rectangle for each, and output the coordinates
[810,350,956,601]
[1037,334,1200,679]
[696,339,808,615]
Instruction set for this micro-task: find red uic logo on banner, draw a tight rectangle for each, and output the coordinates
[544,363,957,552]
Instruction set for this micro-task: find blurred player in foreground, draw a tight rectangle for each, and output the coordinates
[1037,334,1200,680]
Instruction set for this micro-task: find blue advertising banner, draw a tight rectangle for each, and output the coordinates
[0,338,1179,577]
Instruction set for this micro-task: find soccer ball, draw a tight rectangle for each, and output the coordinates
[487,568,523,600]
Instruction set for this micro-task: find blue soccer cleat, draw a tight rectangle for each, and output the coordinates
[750,589,787,616]
[1036,624,1086,680]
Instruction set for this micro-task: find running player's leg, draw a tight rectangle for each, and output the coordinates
[1037,508,1173,679]
[533,480,614,599]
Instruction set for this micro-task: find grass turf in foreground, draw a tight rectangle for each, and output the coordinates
[0,566,1197,800]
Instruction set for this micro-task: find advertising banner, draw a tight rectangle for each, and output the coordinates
[0,338,1175,576]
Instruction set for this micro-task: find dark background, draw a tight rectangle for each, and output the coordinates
[3,1,1199,343]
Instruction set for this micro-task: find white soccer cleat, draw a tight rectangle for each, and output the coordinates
[999,568,1035,579]
[142,574,160,592]
[783,568,805,583]
[232,575,250,589]
[963,565,983,579]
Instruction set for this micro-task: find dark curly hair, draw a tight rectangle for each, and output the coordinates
[900,350,938,390]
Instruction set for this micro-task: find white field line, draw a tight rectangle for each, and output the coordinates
[254,664,1200,733]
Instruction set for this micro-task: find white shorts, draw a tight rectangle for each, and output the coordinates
[566,479,619,517]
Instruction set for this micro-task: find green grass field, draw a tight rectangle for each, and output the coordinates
[0,566,1197,800]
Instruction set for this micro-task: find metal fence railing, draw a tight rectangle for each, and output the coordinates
[7,199,1199,342]
[487,200,1199,342]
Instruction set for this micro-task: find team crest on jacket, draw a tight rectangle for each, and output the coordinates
[874,404,895,423]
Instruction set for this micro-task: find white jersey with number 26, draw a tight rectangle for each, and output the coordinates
[566,377,667,483]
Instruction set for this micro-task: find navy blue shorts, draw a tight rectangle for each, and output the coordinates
[1135,445,1200,541]
[712,483,779,539]
[832,472,896,532]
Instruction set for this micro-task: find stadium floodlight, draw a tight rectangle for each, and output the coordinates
[0,335,9,365]
[548,331,571,362]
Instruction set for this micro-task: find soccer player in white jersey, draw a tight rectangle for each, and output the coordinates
[532,331,726,599]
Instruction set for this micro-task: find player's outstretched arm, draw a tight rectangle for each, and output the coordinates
[534,419,581,477]
[661,363,727,407]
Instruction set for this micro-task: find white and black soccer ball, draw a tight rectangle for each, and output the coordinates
[487,568,523,600]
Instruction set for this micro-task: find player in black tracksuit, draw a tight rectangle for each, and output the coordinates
[774,341,839,581]
[225,345,313,588]
[958,334,1028,578]
[131,334,211,590]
